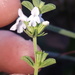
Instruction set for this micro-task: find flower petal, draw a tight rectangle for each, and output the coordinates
[17,27,23,33]
[10,25,17,31]
[31,7,39,16]
[10,18,20,31]
[34,16,41,23]
[40,17,44,22]
[28,15,33,21]
[15,17,21,25]
[34,16,44,23]
[18,8,28,21]
[29,20,36,27]
[32,21,37,27]
[17,25,23,33]
[17,22,26,33]
[39,14,44,22]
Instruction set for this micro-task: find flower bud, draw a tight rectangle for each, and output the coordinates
[42,21,49,26]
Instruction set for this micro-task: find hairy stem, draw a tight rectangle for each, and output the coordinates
[33,36,38,75]
[33,36,37,60]
[34,66,38,75]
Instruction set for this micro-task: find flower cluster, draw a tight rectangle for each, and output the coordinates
[10,7,49,35]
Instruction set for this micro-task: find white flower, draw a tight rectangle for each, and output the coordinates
[10,8,28,33]
[28,7,44,27]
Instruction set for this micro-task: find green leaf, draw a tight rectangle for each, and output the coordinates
[40,58,56,68]
[22,1,34,11]
[40,3,56,14]
[36,51,42,64]
[39,1,45,9]
[21,56,34,67]
[32,0,41,7]
[41,51,48,63]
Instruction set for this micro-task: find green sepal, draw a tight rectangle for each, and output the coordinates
[38,23,48,34]
[21,56,34,67]
[32,0,41,7]
[40,3,56,14]
[24,21,34,33]
[24,29,33,38]
[38,32,48,37]
[22,1,34,11]
[33,28,38,37]
[27,26,34,33]
[24,21,29,26]
[39,58,56,68]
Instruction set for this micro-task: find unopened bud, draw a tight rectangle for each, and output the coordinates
[42,21,49,26]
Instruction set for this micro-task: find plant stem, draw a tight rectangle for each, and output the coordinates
[33,36,37,60]
[33,36,38,75]
[34,66,38,75]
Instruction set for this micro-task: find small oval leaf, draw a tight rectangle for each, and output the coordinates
[39,1,45,9]
[32,0,41,7]
[40,3,56,14]
[22,1,34,11]
[40,58,56,68]
[41,51,48,63]
[21,56,34,67]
